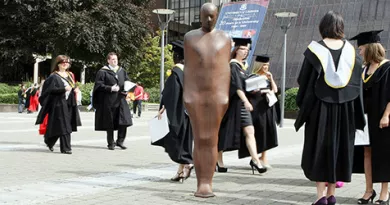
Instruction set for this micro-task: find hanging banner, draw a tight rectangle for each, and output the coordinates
[216,0,270,67]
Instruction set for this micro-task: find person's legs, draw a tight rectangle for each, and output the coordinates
[243,126,262,166]
[360,147,375,201]
[133,100,137,115]
[116,126,127,149]
[137,100,142,117]
[377,182,389,203]
[59,133,72,154]
[107,130,115,150]
[45,135,59,151]
[314,182,327,204]
[171,164,185,181]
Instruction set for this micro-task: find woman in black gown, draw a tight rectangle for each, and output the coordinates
[217,38,267,174]
[295,11,365,205]
[240,55,278,168]
[350,30,390,205]
[153,46,194,182]
[36,55,81,154]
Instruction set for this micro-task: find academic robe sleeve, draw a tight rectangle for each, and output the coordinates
[161,72,184,135]
[294,58,318,131]
[94,70,112,92]
[230,63,244,93]
[296,58,313,108]
[354,76,366,131]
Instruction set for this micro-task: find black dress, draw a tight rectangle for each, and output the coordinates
[218,60,252,152]
[152,66,193,164]
[354,61,390,182]
[239,77,278,159]
[295,40,365,183]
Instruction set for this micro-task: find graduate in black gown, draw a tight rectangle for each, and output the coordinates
[152,43,194,182]
[217,38,267,174]
[239,55,278,168]
[294,11,365,205]
[36,55,81,154]
[93,52,133,150]
[350,30,390,205]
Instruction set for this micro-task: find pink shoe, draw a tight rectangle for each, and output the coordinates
[325,181,344,188]
[335,181,344,188]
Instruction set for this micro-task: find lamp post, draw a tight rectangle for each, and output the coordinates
[152,9,175,100]
[274,12,297,128]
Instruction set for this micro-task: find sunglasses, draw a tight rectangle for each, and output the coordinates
[59,61,70,65]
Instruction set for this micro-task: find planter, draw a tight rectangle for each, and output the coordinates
[284,110,298,119]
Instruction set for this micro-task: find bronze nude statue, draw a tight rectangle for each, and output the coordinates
[183,3,231,198]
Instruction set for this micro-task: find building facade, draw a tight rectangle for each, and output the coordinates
[161,0,390,88]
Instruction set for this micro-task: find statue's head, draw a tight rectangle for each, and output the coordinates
[200,3,218,32]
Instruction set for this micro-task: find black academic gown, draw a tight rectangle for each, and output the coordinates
[36,73,81,138]
[353,61,390,182]
[93,66,132,131]
[152,66,193,164]
[218,61,244,152]
[239,80,278,158]
[295,41,365,183]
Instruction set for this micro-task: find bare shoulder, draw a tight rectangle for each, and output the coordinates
[184,29,201,41]
[214,30,231,42]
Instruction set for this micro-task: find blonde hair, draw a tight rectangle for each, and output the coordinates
[364,43,386,64]
[252,61,266,74]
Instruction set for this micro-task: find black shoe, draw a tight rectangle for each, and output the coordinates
[116,144,127,150]
[108,145,115,150]
[47,145,54,152]
[375,193,389,205]
[249,160,267,174]
[216,163,228,173]
[358,190,376,204]
[61,150,72,154]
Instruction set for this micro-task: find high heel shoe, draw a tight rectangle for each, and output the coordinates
[216,163,228,173]
[375,192,389,205]
[358,190,376,204]
[327,195,336,205]
[171,171,184,182]
[312,197,327,205]
[249,160,267,174]
[182,165,194,180]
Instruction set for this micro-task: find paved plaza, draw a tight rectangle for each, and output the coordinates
[0,111,371,205]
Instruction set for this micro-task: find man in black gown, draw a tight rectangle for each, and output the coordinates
[93,52,133,150]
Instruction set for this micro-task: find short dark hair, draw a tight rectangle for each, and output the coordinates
[319,11,344,39]
[106,52,117,60]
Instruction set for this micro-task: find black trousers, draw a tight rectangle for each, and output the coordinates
[106,126,127,146]
[133,100,142,117]
[45,134,71,152]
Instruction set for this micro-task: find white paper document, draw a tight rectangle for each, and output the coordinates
[149,111,170,143]
[245,75,269,92]
[355,114,370,146]
[124,81,136,91]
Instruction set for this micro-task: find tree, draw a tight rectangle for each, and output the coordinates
[130,33,174,88]
[0,0,155,81]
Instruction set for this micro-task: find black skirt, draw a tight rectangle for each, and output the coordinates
[240,103,253,127]
[301,99,356,183]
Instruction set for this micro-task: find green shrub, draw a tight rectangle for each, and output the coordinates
[285,87,299,111]
[0,83,19,94]
[78,83,94,105]
[146,87,160,103]
[0,93,18,104]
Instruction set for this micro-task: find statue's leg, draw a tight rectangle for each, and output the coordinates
[187,103,226,198]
